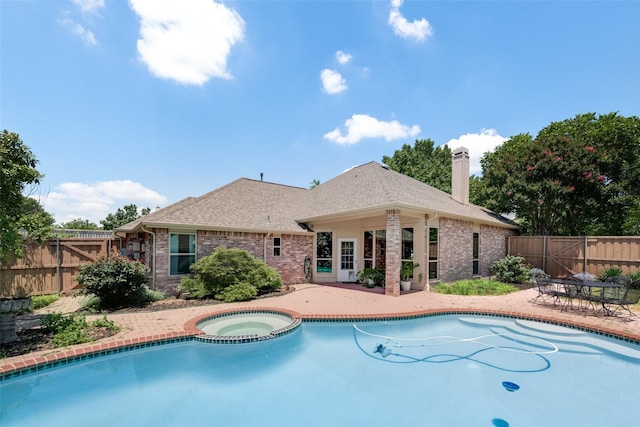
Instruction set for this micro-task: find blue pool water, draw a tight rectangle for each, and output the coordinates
[2,315,639,426]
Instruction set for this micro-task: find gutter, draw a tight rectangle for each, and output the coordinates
[141,225,156,290]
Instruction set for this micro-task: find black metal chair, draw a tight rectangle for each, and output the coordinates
[530,269,554,305]
[599,279,640,317]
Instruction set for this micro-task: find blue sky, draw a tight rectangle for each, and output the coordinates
[2,0,639,225]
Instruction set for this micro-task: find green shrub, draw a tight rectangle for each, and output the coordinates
[29,294,59,311]
[215,282,258,302]
[629,271,640,281]
[42,313,91,347]
[42,313,120,347]
[433,279,519,295]
[41,312,77,332]
[76,255,150,310]
[180,247,282,300]
[490,256,531,284]
[92,316,120,332]
[597,267,624,281]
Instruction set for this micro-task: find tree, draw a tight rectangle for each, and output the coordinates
[100,204,150,230]
[0,130,48,263]
[59,218,100,230]
[18,196,55,242]
[309,179,320,189]
[480,113,640,235]
[382,139,453,193]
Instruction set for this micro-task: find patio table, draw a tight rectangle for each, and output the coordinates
[548,279,624,315]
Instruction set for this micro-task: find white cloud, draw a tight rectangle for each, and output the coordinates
[43,180,167,225]
[71,0,104,13]
[324,114,420,145]
[320,69,348,94]
[388,0,433,42]
[129,0,245,86]
[336,50,352,65]
[445,129,508,175]
[61,18,98,46]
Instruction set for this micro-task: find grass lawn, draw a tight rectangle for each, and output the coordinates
[433,279,521,295]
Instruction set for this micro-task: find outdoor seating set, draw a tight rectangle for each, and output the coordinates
[530,269,640,318]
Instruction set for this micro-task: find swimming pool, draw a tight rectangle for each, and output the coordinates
[2,315,639,426]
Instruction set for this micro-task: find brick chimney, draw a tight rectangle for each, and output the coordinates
[451,146,469,205]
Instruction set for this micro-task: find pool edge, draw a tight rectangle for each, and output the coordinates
[2,307,639,380]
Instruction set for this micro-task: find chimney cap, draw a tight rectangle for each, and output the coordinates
[453,146,469,155]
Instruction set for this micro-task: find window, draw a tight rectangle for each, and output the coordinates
[363,229,387,270]
[273,236,281,257]
[401,227,414,260]
[401,227,415,279]
[375,230,386,269]
[472,232,479,275]
[316,231,332,273]
[428,227,438,279]
[363,231,374,269]
[169,233,195,275]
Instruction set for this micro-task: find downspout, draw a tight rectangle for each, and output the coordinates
[263,232,272,263]
[141,226,156,290]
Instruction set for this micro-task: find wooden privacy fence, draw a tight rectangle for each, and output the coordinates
[0,238,122,296]
[508,236,640,278]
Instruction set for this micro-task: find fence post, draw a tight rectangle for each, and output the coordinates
[56,237,61,294]
[584,236,588,273]
[542,235,547,273]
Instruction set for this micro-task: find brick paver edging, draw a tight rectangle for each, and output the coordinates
[2,307,639,380]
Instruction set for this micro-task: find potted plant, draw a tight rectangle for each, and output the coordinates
[372,267,385,288]
[357,268,376,288]
[400,262,419,292]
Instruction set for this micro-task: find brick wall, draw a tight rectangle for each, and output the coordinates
[438,217,474,282]
[198,230,264,259]
[152,229,312,293]
[479,224,514,276]
[265,234,314,284]
[153,228,173,291]
[437,219,515,283]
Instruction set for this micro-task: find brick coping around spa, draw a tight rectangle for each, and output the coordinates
[2,307,640,381]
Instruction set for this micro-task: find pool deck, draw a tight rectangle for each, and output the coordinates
[2,283,640,376]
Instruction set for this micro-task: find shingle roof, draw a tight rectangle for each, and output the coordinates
[299,162,517,228]
[117,162,517,233]
[119,179,310,233]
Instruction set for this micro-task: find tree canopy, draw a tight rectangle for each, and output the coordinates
[0,130,53,262]
[100,204,151,230]
[480,113,640,235]
[382,139,452,193]
[59,218,100,230]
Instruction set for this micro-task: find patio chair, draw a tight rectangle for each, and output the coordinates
[530,269,556,305]
[599,279,640,317]
[553,279,584,311]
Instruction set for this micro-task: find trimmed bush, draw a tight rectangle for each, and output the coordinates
[490,256,531,284]
[76,254,151,310]
[215,282,258,302]
[180,247,282,302]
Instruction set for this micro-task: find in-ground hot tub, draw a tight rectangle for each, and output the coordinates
[196,310,301,343]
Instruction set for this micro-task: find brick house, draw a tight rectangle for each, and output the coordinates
[115,147,518,296]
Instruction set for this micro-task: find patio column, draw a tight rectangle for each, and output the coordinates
[385,209,401,296]
[424,214,430,291]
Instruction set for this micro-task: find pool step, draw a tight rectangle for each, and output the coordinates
[458,317,640,360]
